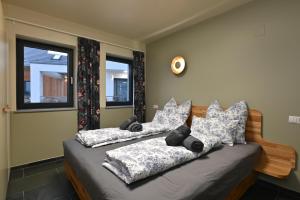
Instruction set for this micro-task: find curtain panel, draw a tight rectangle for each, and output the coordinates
[77,37,100,130]
[133,51,146,123]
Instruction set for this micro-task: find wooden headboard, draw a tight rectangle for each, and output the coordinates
[187,105,296,179]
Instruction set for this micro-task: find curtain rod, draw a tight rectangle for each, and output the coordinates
[5,17,145,52]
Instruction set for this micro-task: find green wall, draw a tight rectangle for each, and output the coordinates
[0,0,8,198]
[146,0,300,192]
[100,108,133,128]
[6,4,137,168]
[11,111,77,166]
[10,107,132,167]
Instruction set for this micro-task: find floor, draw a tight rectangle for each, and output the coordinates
[6,158,78,200]
[6,158,300,200]
[240,180,300,200]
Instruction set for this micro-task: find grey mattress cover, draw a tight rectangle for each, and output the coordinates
[63,134,260,200]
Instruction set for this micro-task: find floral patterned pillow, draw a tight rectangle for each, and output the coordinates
[167,112,189,130]
[152,110,188,130]
[191,116,239,146]
[163,97,192,121]
[152,98,192,130]
[177,100,192,121]
[163,97,177,114]
[206,100,248,144]
[152,110,169,125]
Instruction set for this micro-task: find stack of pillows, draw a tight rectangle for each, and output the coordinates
[152,97,192,130]
[152,98,249,152]
[192,100,248,146]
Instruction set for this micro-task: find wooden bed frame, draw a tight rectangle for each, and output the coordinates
[65,106,296,200]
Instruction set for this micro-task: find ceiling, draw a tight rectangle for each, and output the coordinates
[3,0,252,42]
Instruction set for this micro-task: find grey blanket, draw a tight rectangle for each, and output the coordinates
[63,136,261,200]
[103,133,221,184]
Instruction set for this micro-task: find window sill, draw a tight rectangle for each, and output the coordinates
[15,107,77,113]
[104,105,133,109]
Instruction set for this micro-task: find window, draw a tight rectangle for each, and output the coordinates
[106,55,133,106]
[16,38,74,110]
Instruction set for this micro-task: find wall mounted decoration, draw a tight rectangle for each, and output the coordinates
[171,56,185,75]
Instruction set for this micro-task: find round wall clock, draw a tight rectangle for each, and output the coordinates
[171,56,185,75]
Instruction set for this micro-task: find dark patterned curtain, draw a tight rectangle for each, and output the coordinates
[77,37,100,130]
[133,51,146,123]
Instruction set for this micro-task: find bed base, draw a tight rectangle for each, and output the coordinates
[65,105,296,200]
[224,172,256,200]
[64,160,255,200]
[64,161,92,200]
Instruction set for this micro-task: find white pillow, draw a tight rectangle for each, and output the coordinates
[206,100,248,144]
[152,98,192,130]
[167,112,188,130]
[152,110,168,125]
[191,116,239,146]
[162,97,177,113]
[163,97,192,121]
[152,109,188,130]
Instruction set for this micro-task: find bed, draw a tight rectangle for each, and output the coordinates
[63,105,296,200]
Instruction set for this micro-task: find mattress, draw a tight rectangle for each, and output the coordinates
[63,134,260,200]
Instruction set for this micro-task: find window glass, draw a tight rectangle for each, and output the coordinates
[17,39,74,109]
[24,47,69,103]
[106,56,133,106]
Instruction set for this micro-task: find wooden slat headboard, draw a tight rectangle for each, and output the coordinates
[187,105,296,179]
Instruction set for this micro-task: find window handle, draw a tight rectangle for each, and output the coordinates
[70,77,73,85]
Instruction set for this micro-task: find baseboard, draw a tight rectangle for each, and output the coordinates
[10,156,64,171]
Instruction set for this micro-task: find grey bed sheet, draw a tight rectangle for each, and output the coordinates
[63,134,260,200]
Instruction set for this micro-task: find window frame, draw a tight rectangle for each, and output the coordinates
[105,55,133,107]
[16,38,74,110]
